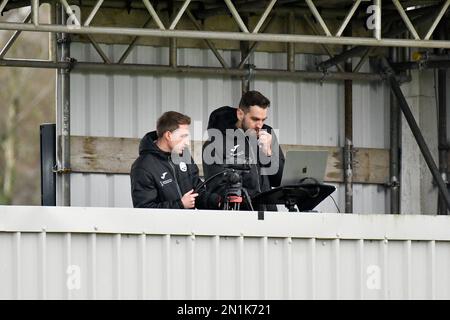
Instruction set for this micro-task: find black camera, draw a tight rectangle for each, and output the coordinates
[221,164,252,211]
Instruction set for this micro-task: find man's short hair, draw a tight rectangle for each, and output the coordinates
[238,90,270,112]
[156,111,191,138]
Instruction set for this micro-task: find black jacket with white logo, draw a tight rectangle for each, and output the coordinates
[130,131,221,209]
[202,106,285,211]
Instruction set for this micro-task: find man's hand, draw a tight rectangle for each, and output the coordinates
[258,130,272,156]
[181,189,199,208]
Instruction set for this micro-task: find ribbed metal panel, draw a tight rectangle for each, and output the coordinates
[69,43,389,213]
[2,206,450,299]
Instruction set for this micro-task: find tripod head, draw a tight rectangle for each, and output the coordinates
[194,162,254,211]
[221,164,253,211]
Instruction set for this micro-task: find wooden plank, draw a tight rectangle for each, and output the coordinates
[70,136,390,185]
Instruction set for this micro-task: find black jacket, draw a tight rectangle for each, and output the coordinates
[202,106,285,211]
[130,131,221,209]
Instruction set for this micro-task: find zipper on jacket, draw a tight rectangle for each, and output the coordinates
[168,156,183,198]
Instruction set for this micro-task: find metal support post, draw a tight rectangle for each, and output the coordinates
[379,56,450,212]
[55,1,71,206]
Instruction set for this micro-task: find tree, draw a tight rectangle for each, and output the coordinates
[0,6,55,205]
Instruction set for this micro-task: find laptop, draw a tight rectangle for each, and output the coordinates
[280,150,329,185]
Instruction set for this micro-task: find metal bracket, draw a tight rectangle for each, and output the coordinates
[53,164,72,174]
[245,63,255,82]
[384,179,400,189]
[319,69,329,85]
[66,57,77,72]
[242,63,255,88]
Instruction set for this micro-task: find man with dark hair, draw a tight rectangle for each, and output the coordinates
[131,111,221,209]
[202,90,285,211]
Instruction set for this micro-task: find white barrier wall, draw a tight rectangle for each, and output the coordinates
[1,206,450,299]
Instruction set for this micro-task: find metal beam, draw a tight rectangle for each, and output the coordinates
[317,6,440,71]
[224,0,250,33]
[238,14,276,69]
[83,0,104,27]
[374,0,382,40]
[55,1,71,206]
[336,0,361,37]
[392,60,450,70]
[142,0,165,30]
[0,12,31,59]
[0,59,384,82]
[303,13,345,73]
[305,0,332,36]
[32,0,39,26]
[287,11,295,72]
[169,0,192,30]
[438,68,448,214]
[86,34,111,64]
[379,56,450,212]
[389,47,400,214]
[253,0,277,34]
[60,0,80,26]
[186,9,229,69]
[0,0,9,14]
[117,17,153,64]
[392,0,420,40]
[2,20,450,49]
[424,0,450,40]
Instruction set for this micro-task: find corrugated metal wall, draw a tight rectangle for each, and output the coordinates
[69,43,390,213]
[1,206,450,299]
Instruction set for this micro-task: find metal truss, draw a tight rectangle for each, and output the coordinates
[0,0,449,75]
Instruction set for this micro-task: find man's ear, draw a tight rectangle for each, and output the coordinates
[164,130,172,141]
[237,108,244,121]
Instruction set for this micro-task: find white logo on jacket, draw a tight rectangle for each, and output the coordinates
[161,172,168,179]
[179,162,187,172]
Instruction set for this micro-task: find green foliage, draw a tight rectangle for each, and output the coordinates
[0,7,55,205]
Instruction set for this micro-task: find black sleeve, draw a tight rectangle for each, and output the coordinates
[131,168,184,209]
[268,143,285,187]
[189,162,222,210]
[260,129,285,187]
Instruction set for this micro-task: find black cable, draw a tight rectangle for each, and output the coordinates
[329,195,341,213]
[242,187,254,211]
[194,169,228,194]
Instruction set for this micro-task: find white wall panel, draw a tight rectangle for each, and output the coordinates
[1,206,450,299]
